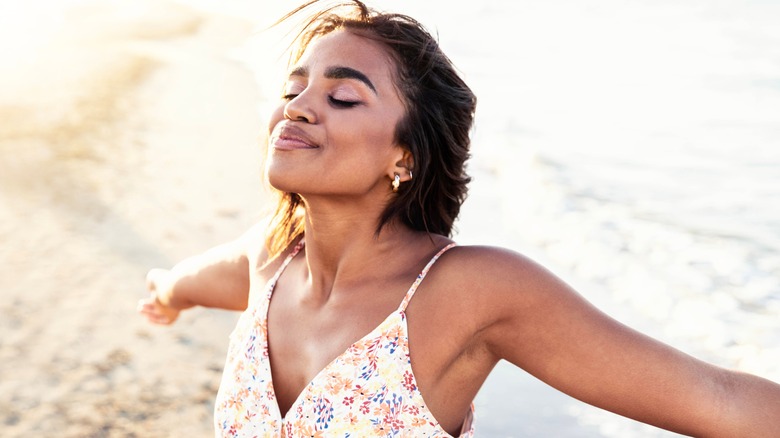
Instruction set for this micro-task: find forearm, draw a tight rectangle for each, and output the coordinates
[155,239,252,312]
[706,369,780,438]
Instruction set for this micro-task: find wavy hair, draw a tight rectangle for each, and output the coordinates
[265,1,476,258]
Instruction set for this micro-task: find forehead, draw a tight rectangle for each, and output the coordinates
[294,30,398,85]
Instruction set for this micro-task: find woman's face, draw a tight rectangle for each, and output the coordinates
[265,30,408,200]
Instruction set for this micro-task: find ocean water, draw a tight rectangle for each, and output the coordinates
[171,0,780,435]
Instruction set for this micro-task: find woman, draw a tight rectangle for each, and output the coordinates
[138,1,780,436]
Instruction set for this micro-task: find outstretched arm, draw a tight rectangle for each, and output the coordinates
[478,248,780,437]
[137,223,266,325]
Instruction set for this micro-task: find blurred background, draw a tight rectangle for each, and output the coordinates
[1,0,778,436]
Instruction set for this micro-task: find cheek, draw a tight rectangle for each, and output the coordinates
[335,127,394,169]
[366,122,400,161]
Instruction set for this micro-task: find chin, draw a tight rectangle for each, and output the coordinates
[266,169,309,195]
[265,160,292,190]
[266,173,296,193]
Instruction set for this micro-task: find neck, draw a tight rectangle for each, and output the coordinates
[298,195,419,300]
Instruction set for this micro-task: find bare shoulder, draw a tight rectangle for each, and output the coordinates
[418,244,574,332]
[241,220,271,271]
[242,220,306,300]
[433,244,564,299]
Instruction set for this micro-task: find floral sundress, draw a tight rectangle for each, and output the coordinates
[214,241,475,437]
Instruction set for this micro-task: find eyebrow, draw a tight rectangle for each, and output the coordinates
[289,65,377,94]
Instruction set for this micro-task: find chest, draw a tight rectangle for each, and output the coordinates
[216,247,486,436]
[266,279,408,417]
[215,298,469,437]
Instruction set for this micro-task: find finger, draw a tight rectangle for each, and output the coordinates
[137,295,160,310]
[137,302,159,317]
[137,298,165,318]
[138,306,172,325]
[150,314,172,325]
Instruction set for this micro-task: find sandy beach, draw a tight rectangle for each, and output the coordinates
[1,1,266,436]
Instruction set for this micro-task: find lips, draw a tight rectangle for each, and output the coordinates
[271,124,319,150]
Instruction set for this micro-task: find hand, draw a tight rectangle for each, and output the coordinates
[137,268,182,325]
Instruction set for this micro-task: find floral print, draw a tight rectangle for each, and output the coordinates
[214,242,474,437]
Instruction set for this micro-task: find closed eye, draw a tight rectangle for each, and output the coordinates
[282,92,360,108]
[328,96,360,108]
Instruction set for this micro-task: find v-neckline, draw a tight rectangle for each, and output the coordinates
[253,239,463,434]
[264,300,406,421]
[260,240,413,421]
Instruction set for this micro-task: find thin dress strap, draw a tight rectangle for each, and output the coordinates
[398,243,457,312]
[265,239,305,297]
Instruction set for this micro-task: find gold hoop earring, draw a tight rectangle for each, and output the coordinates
[392,174,400,192]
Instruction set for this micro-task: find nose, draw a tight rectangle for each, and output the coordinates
[283,92,317,124]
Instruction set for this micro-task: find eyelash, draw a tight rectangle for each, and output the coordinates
[329,96,360,108]
[282,93,360,109]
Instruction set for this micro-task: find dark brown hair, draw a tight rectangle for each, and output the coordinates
[265,1,476,258]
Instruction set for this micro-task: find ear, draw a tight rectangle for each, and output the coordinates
[390,148,414,182]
